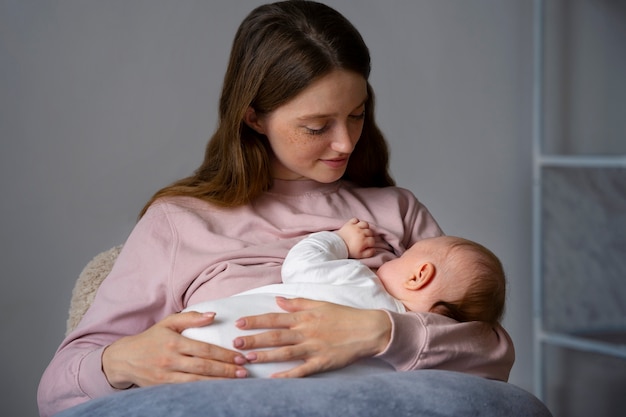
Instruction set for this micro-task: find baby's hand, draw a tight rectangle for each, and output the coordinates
[336,218,376,259]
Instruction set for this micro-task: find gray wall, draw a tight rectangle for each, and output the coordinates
[0,1,534,416]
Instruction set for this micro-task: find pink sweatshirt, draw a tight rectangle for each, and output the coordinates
[38,179,514,417]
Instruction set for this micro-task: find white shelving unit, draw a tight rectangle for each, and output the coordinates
[532,0,626,414]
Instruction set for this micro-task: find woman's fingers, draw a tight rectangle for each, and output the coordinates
[233,297,325,348]
[233,328,302,350]
[102,312,249,388]
[162,311,248,364]
[270,359,329,378]
[233,297,321,330]
[274,296,326,313]
[181,336,247,364]
[169,352,249,380]
[162,310,216,333]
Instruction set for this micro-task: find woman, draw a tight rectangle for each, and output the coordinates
[38,2,514,416]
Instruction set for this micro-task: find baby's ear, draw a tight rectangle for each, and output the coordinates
[244,106,265,134]
[405,262,435,291]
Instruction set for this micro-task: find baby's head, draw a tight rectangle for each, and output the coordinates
[376,236,505,325]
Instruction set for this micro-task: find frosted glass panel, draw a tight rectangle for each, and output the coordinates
[543,345,626,417]
[541,167,626,333]
[543,0,626,155]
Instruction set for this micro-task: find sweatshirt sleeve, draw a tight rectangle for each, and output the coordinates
[37,203,180,417]
[376,310,515,382]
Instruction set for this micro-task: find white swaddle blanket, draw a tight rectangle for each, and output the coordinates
[182,291,396,378]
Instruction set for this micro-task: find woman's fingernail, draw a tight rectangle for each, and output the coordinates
[234,355,247,365]
[233,338,244,349]
[245,352,258,362]
[235,319,245,328]
[202,312,216,318]
[235,369,248,378]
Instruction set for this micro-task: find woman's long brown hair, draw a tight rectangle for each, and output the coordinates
[140,1,395,217]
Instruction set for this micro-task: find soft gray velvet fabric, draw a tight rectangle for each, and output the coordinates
[54,370,552,417]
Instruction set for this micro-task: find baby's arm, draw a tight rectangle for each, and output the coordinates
[336,218,376,259]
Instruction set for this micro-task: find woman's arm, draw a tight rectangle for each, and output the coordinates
[38,311,239,417]
[378,311,514,381]
[231,298,514,381]
[37,203,247,417]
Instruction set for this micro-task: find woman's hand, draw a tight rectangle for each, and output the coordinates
[233,297,392,378]
[101,311,249,389]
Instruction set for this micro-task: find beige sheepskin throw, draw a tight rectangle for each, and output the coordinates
[66,245,123,336]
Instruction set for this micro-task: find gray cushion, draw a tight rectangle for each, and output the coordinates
[54,370,552,417]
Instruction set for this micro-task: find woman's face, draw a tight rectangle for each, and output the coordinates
[253,70,368,182]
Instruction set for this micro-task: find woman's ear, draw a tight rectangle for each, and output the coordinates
[405,262,435,291]
[244,106,265,134]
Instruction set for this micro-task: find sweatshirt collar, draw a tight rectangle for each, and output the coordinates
[268,179,341,196]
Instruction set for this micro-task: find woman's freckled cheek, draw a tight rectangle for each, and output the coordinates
[289,131,316,148]
[275,126,301,144]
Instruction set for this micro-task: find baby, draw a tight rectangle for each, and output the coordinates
[183,218,506,376]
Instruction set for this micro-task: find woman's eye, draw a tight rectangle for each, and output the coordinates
[305,125,329,135]
[349,111,366,120]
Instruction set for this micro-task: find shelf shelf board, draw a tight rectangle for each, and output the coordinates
[536,154,626,168]
[538,331,626,359]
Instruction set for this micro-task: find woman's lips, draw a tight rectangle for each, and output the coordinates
[321,158,348,168]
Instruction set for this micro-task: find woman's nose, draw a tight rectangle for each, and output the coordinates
[331,126,356,153]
